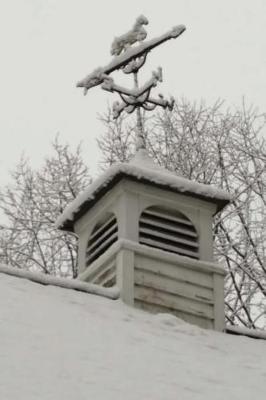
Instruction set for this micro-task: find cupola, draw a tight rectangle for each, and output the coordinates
[56,15,231,331]
[56,149,230,330]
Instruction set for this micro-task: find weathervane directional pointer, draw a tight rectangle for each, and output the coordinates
[77,16,186,151]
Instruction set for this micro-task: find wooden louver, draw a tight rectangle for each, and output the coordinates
[86,214,118,266]
[139,207,199,259]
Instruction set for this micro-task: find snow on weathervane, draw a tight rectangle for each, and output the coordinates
[77,16,186,151]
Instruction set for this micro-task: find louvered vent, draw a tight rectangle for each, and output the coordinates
[139,207,199,259]
[86,214,118,266]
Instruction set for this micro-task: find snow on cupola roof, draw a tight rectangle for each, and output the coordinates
[57,16,231,232]
[56,149,230,231]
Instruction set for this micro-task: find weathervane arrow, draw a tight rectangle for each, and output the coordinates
[77,16,186,151]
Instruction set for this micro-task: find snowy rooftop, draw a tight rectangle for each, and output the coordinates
[56,150,231,231]
[0,266,265,400]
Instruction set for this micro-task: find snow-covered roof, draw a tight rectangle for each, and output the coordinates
[0,266,265,400]
[56,150,231,231]
[0,263,119,300]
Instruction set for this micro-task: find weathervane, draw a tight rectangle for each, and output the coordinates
[77,16,186,151]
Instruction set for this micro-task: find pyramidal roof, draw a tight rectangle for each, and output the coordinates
[56,150,231,231]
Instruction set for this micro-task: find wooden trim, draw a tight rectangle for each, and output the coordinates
[139,226,199,248]
[87,232,118,264]
[142,208,195,227]
[139,237,199,259]
[134,268,214,304]
[134,286,214,319]
[89,215,117,242]
[140,215,198,238]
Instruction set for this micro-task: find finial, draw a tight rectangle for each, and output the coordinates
[77,16,186,152]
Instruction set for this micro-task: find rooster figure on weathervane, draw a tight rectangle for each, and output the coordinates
[77,16,186,151]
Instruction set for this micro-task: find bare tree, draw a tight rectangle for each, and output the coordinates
[98,99,266,328]
[0,136,91,278]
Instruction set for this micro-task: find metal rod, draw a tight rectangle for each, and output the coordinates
[133,72,145,150]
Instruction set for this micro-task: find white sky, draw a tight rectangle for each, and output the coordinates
[0,0,265,185]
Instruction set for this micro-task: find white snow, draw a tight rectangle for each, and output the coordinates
[101,68,162,98]
[0,270,266,400]
[56,149,231,229]
[110,15,149,56]
[0,264,119,300]
[76,25,186,91]
[226,325,266,340]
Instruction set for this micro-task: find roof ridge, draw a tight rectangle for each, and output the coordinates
[0,264,120,300]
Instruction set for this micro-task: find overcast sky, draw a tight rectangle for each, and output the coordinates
[0,0,265,185]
